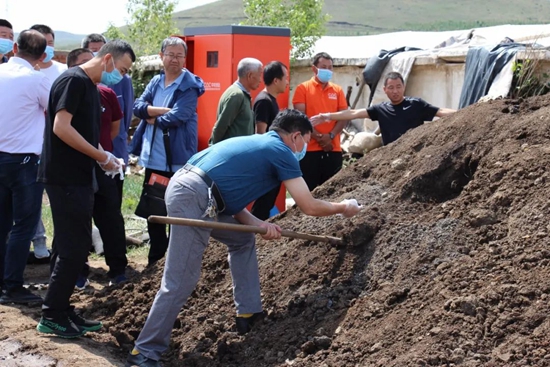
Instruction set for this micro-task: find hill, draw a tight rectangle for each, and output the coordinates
[173,0,550,35]
[54,30,86,50]
[14,30,86,51]
[85,94,550,366]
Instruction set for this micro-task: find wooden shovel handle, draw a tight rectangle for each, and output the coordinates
[148,216,343,245]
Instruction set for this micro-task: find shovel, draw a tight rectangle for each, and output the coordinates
[148,215,343,245]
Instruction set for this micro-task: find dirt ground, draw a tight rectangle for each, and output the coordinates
[2,95,550,366]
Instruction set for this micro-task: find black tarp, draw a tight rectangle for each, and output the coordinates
[458,43,527,108]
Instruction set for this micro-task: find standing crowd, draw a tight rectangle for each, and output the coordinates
[0,18,455,367]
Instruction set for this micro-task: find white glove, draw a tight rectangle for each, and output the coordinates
[310,113,331,126]
[97,151,123,179]
[340,198,361,218]
[105,159,124,179]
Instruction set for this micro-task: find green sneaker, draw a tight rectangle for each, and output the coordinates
[37,316,87,338]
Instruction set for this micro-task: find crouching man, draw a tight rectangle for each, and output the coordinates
[126,109,361,366]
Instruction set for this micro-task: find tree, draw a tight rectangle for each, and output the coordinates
[104,22,125,42]
[103,0,180,96]
[241,0,330,60]
[125,0,180,57]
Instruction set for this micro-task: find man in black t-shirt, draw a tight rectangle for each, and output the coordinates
[36,40,135,339]
[311,71,456,146]
[250,61,289,220]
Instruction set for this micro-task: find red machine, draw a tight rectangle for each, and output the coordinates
[177,25,292,213]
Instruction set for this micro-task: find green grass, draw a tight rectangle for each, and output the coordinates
[172,0,550,36]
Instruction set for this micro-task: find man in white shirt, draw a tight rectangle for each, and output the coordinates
[29,24,67,85]
[26,24,67,264]
[0,30,49,305]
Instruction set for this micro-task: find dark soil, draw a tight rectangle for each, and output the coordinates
[85,95,550,366]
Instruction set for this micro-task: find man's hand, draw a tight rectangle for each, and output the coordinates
[317,134,332,147]
[340,199,361,218]
[310,113,330,126]
[146,118,156,125]
[258,222,282,240]
[97,151,121,172]
[322,143,334,152]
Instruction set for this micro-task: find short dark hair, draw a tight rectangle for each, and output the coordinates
[66,48,93,67]
[269,109,313,135]
[384,71,405,86]
[97,40,136,62]
[263,61,287,86]
[0,19,13,29]
[16,30,47,61]
[30,24,55,39]
[160,37,187,55]
[82,33,107,48]
[312,52,332,67]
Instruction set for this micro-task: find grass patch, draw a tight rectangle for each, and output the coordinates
[39,174,147,262]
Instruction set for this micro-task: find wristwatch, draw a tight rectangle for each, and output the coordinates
[329,132,335,139]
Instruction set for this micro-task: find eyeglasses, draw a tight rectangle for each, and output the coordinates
[164,53,185,60]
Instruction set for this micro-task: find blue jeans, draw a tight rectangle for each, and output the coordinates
[0,152,43,290]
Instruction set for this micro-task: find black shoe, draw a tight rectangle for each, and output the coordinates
[37,315,87,338]
[27,251,51,265]
[67,306,102,332]
[125,349,163,367]
[0,286,43,305]
[109,274,128,286]
[235,312,265,335]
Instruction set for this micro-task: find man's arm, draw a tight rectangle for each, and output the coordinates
[254,99,272,134]
[111,120,121,140]
[294,103,306,113]
[256,122,268,134]
[155,89,199,129]
[133,76,169,119]
[37,76,50,111]
[435,108,456,118]
[147,106,171,117]
[310,109,369,126]
[53,109,108,162]
[233,208,281,240]
[284,177,360,217]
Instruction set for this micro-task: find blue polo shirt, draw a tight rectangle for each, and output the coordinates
[139,72,185,171]
[188,131,302,215]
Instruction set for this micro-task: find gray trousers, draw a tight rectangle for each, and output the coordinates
[135,168,262,361]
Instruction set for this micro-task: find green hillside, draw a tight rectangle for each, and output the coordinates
[173,0,550,36]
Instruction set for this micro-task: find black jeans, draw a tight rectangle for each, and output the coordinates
[43,184,93,316]
[299,151,343,191]
[143,168,174,265]
[251,184,280,220]
[93,167,127,277]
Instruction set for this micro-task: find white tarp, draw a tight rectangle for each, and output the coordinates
[306,24,550,61]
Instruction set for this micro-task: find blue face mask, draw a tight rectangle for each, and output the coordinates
[316,67,333,83]
[43,46,55,63]
[0,38,13,54]
[100,59,123,86]
[293,135,307,161]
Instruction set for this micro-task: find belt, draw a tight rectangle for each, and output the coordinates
[183,163,225,213]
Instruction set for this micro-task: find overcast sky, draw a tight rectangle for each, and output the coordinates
[0,0,219,34]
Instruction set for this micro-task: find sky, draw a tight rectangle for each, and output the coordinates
[0,0,219,34]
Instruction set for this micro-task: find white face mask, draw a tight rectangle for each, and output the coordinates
[293,135,307,161]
